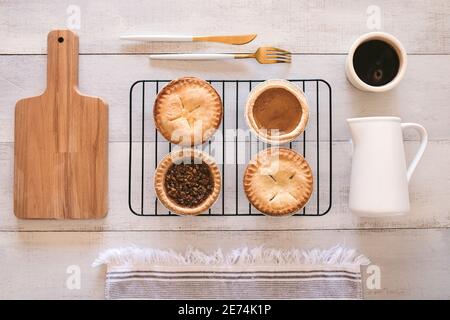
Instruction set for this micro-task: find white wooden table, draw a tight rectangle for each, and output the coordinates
[0,0,449,299]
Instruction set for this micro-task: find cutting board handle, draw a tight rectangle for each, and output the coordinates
[45,29,79,93]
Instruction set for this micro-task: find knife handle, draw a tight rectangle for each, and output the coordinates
[120,35,193,41]
[149,54,236,60]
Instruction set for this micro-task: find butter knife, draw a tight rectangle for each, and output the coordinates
[120,34,257,45]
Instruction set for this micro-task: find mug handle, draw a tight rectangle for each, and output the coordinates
[401,123,428,182]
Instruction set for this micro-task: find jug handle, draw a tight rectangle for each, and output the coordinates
[401,123,428,182]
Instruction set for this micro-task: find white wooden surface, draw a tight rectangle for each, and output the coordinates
[0,0,449,299]
[1,229,449,300]
[1,0,449,54]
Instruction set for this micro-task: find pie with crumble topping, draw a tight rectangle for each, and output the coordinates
[154,149,221,216]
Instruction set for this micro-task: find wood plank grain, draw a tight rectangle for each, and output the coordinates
[0,54,449,143]
[0,229,448,299]
[0,140,448,231]
[0,0,449,54]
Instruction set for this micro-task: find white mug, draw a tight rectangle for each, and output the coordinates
[347,117,427,217]
[346,32,407,92]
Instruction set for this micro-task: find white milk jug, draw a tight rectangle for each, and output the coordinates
[347,117,427,217]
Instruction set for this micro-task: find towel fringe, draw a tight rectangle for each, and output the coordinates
[92,245,370,267]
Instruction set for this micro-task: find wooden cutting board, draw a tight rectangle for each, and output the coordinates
[14,30,108,219]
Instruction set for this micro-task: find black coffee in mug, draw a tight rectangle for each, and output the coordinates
[352,40,400,86]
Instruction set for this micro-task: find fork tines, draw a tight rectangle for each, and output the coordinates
[260,47,292,64]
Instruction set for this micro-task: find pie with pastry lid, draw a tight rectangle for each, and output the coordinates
[154,77,223,146]
[244,147,313,216]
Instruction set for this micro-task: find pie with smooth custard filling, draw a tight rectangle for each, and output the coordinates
[245,79,309,145]
[154,77,223,146]
[244,148,313,216]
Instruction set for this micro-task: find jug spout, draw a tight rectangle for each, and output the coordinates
[347,119,357,138]
[347,118,362,145]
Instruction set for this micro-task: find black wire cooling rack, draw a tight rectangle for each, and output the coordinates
[128,79,332,216]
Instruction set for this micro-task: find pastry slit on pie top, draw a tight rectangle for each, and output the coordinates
[269,193,278,202]
[289,173,296,180]
[167,113,182,122]
[268,174,277,182]
[167,96,204,129]
[178,95,185,111]
[166,96,184,121]
[189,104,202,113]
[287,191,299,201]
[269,191,298,203]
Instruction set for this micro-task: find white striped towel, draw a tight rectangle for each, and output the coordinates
[93,245,370,300]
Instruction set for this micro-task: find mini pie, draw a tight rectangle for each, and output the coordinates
[154,149,221,216]
[154,77,223,146]
[245,79,309,144]
[244,148,313,216]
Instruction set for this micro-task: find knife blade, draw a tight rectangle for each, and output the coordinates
[193,34,257,45]
[120,34,257,45]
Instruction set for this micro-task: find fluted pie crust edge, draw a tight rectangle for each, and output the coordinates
[154,77,223,146]
[245,79,309,145]
[154,149,221,216]
[243,147,313,216]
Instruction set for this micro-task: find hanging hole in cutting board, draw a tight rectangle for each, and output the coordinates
[58,37,64,43]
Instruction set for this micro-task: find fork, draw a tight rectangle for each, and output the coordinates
[149,47,291,64]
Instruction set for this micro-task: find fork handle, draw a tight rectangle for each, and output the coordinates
[149,53,236,60]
